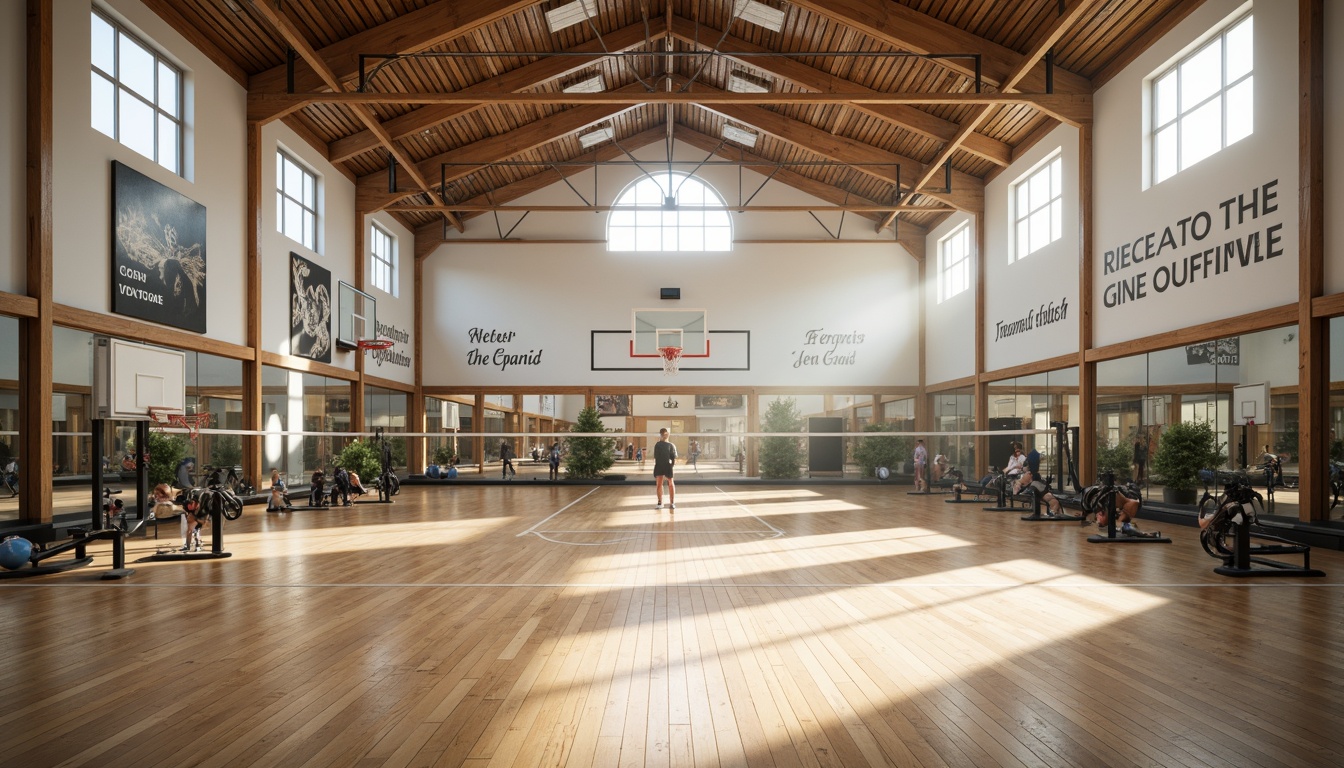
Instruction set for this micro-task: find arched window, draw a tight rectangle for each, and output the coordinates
[607,172,732,252]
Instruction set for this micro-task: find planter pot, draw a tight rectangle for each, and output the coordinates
[1162,486,1198,505]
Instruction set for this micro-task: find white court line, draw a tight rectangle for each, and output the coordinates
[714,486,786,538]
[516,486,604,538]
[4,582,1342,590]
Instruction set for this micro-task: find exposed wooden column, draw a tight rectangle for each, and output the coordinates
[22,0,53,524]
[408,249,425,473]
[474,393,486,474]
[973,212,987,471]
[1297,0,1325,521]
[916,247,929,434]
[350,212,365,441]
[747,390,759,477]
[243,121,264,488]
[1077,123,1097,483]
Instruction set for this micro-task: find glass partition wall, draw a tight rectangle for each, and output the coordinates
[1094,326,1299,519]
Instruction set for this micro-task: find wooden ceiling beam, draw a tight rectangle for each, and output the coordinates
[786,0,1091,94]
[356,96,646,212]
[248,0,539,98]
[249,0,463,231]
[330,18,668,163]
[666,16,1011,167]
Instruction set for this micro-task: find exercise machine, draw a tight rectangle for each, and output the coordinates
[1197,470,1323,577]
[1083,471,1170,544]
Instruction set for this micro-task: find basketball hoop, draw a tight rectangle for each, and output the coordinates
[657,346,683,376]
[355,338,395,353]
[149,407,212,444]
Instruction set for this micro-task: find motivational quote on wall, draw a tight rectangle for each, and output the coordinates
[1101,179,1284,310]
[370,321,412,368]
[792,328,864,368]
[466,327,543,371]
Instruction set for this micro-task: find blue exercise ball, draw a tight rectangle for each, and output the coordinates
[445,466,458,479]
[426,465,441,479]
[0,536,33,570]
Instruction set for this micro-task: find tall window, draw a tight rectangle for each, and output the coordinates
[607,172,731,252]
[90,9,183,174]
[277,150,317,250]
[1152,13,1253,184]
[370,223,397,296]
[938,223,971,303]
[1013,154,1062,261]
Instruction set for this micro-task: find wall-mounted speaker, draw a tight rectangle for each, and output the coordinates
[660,287,680,300]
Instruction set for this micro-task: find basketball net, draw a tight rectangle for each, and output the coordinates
[149,407,212,444]
[658,346,683,376]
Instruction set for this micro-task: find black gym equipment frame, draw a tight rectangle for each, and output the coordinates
[1086,471,1170,545]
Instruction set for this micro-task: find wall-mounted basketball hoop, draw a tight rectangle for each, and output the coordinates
[657,346,683,376]
[355,338,395,353]
[149,407,212,444]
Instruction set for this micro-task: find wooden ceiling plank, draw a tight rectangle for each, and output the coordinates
[249,0,540,102]
[142,0,250,87]
[786,0,1091,93]
[330,18,668,163]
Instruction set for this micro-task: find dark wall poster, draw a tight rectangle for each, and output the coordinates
[290,253,332,363]
[111,161,207,333]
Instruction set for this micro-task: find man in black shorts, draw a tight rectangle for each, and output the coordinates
[653,427,677,510]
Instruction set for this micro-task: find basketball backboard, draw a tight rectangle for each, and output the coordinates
[336,281,377,350]
[632,308,708,358]
[93,337,186,420]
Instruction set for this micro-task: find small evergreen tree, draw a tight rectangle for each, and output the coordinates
[333,438,382,481]
[853,423,914,478]
[431,444,457,466]
[1150,420,1226,491]
[564,406,616,478]
[759,398,804,479]
[1094,437,1133,477]
[127,431,189,488]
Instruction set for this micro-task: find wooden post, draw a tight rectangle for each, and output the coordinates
[1077,123,1097,484]
[22,0,53,524]
[1298,0,1325,521]
[243,121,264,489]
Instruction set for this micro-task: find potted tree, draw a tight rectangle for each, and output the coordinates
[1150,420,1225,505]
[564,406,616,479]
[853,423,915,479]
[758,398,804,479]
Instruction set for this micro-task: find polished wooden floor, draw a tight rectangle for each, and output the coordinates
[1,484,1342,767]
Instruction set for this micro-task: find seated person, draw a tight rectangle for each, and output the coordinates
[309,470,328,507]
[932,454,950,484]
[1004,443,1027,486]
[1013,445,1043,495]
[348,470,368,498]
[330,467,351,507]
[1089,483,1157,537]
[1017,469,1066,517]
[180,488,207,552]
[149,482,176,520]
[268,469,292,512]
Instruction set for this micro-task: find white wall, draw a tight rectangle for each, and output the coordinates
[0,0,25,296]
[424,141,917,388]
[52,0,248,346]
[1092,0,1298,347]
[363,210,415,385]
[923,212,976,386]
[983,123,1080,371]
[260,120,358,366]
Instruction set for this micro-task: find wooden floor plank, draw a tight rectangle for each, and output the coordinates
[3,485,1344,767]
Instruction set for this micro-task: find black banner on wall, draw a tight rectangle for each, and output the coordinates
[290,253,332,363]
[111,161,207,333]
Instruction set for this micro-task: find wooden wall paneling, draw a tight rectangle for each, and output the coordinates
[0,292,39,318]
[747,390,759,477]
[973,201,987,471]
[50,306,255,362]
[258,350,358,381]
[916,241,928,433]
[244,121,264,488]
[351,211,365,440]
[1298,0,1325,521]
[1078,123,1096,483]
[1084,304,1299,364]
[23,0,53,524]
[979,353,1079,386]
[410,247,425,473]
[474,393,486,475]
[1311,293,1344,318]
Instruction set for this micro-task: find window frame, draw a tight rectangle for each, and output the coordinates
[606,172,733,252]
[1011,153,1063,262]
[1149,12,1254,185]
[90,7,183,175]
[370,222,398,297]
[937,222,971,304]
[276,149,319,251]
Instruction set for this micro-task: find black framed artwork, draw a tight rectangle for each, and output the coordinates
[695,394,744,409]
[111,161,207,333]
[595,394,631,416]
[290,253,332,363]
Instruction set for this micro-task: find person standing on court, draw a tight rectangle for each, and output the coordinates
[500,440,516,480]
[548,441,561,481]
[653,427,677,510]
[912,439,928,492]
[1133,437,1147,485]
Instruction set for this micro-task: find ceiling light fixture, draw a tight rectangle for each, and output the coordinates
[546,0,598,34]
[562,74,605,93]
[722,124,759,148]
[733,0,786,33]
[727,71,771,93]
[577,125,614,148]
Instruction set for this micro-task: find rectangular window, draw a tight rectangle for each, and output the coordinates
[1151,13,1253,184]
[1012,154,1063,261]
[370,223,397,297]
[91,9,183,175]
[937,223,971,303]
[277,150,318,250]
